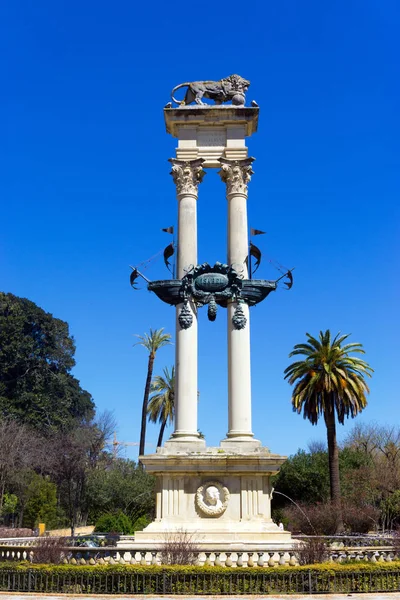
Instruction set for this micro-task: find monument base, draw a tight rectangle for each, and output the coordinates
[121,445,293,552]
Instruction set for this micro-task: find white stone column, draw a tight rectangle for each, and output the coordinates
[219,158,259,447]
[166,159,206,447]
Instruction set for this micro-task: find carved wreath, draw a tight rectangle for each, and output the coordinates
[195,481,230,517]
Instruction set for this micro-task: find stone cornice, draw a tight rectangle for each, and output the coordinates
[140,449,287,475]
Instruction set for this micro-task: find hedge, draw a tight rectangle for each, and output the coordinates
[0,562,400,594]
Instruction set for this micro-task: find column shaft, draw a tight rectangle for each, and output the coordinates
[168,159,205,444]
[219,158,255,441]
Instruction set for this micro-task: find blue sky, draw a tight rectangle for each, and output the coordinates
[1,0,399,459]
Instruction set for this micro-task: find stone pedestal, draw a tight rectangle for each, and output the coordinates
[131,446,292,552]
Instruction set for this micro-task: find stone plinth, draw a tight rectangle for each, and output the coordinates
[128,446,292,551]
[164,106,259,168]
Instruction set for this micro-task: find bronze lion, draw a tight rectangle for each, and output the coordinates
[171,74,250,106]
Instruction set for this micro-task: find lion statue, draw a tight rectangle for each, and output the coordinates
[171,74,250,107]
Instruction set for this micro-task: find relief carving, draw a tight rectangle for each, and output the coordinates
[195,481,230,517]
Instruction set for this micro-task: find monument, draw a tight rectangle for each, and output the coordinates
[129,75,294,553]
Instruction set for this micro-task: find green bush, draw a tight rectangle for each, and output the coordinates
[132,514,151,531]
[1,562,400,595]
[94,511,133,534]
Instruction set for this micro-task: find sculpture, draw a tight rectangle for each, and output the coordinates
[171,74,250,107]
[146,262,277,330]
[195,481,230,516]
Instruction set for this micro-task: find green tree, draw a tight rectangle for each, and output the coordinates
[50,413,115,536]
[23,474,58,530]
[147,366,175,448]
[135,329,171,458]
[284,330,373,532]
[272,449,330,510]
[0,293,94,434]
[86,458,155,525]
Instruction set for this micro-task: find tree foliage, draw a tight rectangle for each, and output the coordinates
[0,293,94,434]
[284,330,373,531]
[148,366,175,447]
[135,328,171,458]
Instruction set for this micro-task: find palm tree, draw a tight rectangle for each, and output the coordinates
[284,330,373,532]
[147,366,175,448]
[135,328,171,458]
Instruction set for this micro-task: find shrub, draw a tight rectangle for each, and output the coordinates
[342,503,380,533]
[1,562,400,594]
[159,529,199,565]
[32,536,66,564]
[296,536,329,565]
[132,515,151,531]
[283,501,380,535]
[0,527,33,538]
[283,502,340,534]
[94,511,133,535]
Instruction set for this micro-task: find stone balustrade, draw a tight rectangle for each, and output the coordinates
[0,543,399,567]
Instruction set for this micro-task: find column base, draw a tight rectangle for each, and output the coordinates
[163,432,206,452]
[220,435,262,452]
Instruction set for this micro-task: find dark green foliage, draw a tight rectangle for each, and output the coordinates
[86,459,155,525]
[22,474,58,529]
[272,449,330,509]
[94,511,133,534]
[0,293,94,434]
[132,514,151,531]
[1,563,400,595]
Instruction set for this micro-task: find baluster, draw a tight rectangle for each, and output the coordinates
[369,551,377,563]
[247,552,254,567]
[257,552,264,567]
[289,551,296,566]
[130,551,137,564]
[140,551,147,566]
[278,551,285,565]
[214,552,222,567]
[151,551,157,565]
[236,552,243,567]
[204,552,211,566]
[225,552,233,567]
[268,552,275,567]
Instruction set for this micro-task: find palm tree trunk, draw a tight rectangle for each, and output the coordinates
[157,418,167,448]
[139,353,155,460]
[324,403,344,533]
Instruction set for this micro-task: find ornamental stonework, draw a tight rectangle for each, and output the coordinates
[169,158,206,196]
[218,157,254,196]
[195,481,230,517]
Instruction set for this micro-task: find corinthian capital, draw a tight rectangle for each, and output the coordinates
[218,157,255,196]
[169,158,206,196]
